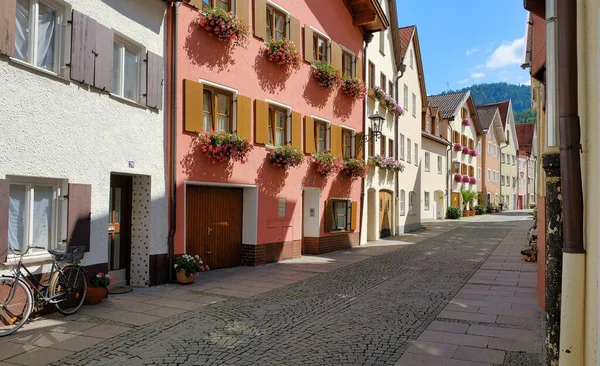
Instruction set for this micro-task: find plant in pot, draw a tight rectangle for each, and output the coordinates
[175,254,209,285]
[342,158,367,180]
[462,118,471,126]
[469,149,478,157]
[341,77,367,99]
[263,38,301,68]
[453,143,462,152]
[312,61,341,88]
[311,152,343,177]
[454,174,462,183]
[460,189,476,217]
[462,146,470,154]
[475,205,488,215]
[86,273,114,305]
[197,131,253,164]
[268,145,303,169]
[193,7,249,47]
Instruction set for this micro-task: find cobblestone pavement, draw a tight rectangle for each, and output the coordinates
[52,217,529,366]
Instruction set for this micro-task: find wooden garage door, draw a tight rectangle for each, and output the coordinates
[379,190,393,238]
[186,186,243,269]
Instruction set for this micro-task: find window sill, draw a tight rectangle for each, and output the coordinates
[9,57,69,84]
[109,93,148,110]
[5,252,53,266]
[328,230,353,234]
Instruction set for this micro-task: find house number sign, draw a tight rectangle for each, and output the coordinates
[278,199,286,217]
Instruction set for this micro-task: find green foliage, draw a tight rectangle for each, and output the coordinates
[443,82,532,117]
[460,189,477,209]
[447,207,462,219]
[475,205,488,215]
[514,108,537,124]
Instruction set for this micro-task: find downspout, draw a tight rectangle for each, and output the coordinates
[557,0,585,362]
[395,64,405,231]
[167,0,182,284]
[500,142,509,209]
[446,123,454,210]
[359,32,373,245]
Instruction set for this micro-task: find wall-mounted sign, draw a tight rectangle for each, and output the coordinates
[309,208,315,217]
[278,199,286,217]
[128,161,135,168]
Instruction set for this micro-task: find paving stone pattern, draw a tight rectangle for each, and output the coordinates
[51,221,514,366]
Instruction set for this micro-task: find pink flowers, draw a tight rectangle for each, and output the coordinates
[342,158,367,180]
[469,177,477,184]
[461,175,470,183]
[312,61,342,89]
[469,149,478,157]
[370,86,405,116]
[193,6,249,47]
[454,143,462,152]
[268,145,304,169]
[311,152,343,177]
[372,154,405,172]
[462,146,470,154]
[264,38,301,68]
[197,131,253,164]
[341,77,367,99]
[455,174,463,182]
[462,118,471,126]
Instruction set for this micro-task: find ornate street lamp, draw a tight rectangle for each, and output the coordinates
[364,112,385,142]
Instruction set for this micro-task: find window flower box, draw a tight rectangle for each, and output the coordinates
[469,149,478,157]
[311,152,343,177]
[342,158,367,180]
[454,174,463,182]
[462,146,470,154]
[263,38,301,68]
[193,7,249,47]
[198,131,253,164]
[312,61,341,89]
[453,143,462,152]
[341,77,367,99]
[462,118,470,126]
[268,145,303,168]
[469,177,476,184]
[461,175,470,183]
[372,154,405,173]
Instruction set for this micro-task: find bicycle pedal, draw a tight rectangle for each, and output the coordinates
[10,317,17,324]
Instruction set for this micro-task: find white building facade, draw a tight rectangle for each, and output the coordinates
[421,105,449,221]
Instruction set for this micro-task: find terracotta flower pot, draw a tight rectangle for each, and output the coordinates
[469,210,475,216]
[463,210,469,217]
[85,287,107,305]
[176,269,195,285]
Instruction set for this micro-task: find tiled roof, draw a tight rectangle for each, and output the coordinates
[398,26,414,59]
[422,131,451,146]
[516,123,535,155]
[427,92,469,119]
[478,100,511,128]
[475,106,498,130]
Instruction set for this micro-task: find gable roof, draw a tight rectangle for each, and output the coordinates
[386,0,402,72]
[427,92,470,119]
[477,100,511,128]
[475,107,498,131]
[398,25,427,106]
[398,26,415,59]
[516,123,535,156]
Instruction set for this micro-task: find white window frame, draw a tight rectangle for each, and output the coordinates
[437,155,442,175]
[487,169,491,181]
[311,115,331,153]
[266,0,291,41]
[488,142,491,154]
[407,138,412,164]
[477,167,482,180]
[309,26,331,64]
[409,191,416,215]
[199,79,239,134]
[412,93,416,117]
[493,145,498,157]
[424,192,430,211]
[414,143,418,166]
[339,44,356,78]
[265,98,292,147]
[424,152,430,172]
[477,142,481,155]
[399,134,405,160]
[400,190,405,216]
[112,35,146,104]
[403,84,409,111]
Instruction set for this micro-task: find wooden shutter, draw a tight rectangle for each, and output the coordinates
[67,183,92,252]
[188,0,203,8]
[330,125,342,157]
[254,99,269,144]
[291,111,301,149]
[289,16,301,50]
[355,133,364,160]
[146,51,164,110]
[331,42,342,71]
[93,23,113,92]
[236,95,251,141]
[71,10,96,85]
[184,79,203,133]
[356,57,363,80]
[304,116,315,154]
[236,0,250,27]
[0,0,16,57]
[253,0,267,40]
[351,201,358,231]
[303,26,313,63]
[324,200,332,233]
[0,179,8,262]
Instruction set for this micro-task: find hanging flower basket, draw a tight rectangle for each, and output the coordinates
[341,77,367,99]
[469,177,477,184]
[453,143,462,152]
[312,61,341,88]
[462,146,470,154]
[311,152,343,177]
[342,158,367,180]
[372,154,405,172]
[198,131,253,164]
[461,175,470,183]
[268,145,303,168]
[193,7,249,47]
[469,149,478,157]
[462,118,471,126]
[454,174,463,182]
[263,38,301,68]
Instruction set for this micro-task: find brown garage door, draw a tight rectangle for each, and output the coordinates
[186,186,243,269]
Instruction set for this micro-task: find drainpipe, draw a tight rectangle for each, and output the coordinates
[395,64,405,231]
[167,0,182,284]
[500,142,509,209]
[359,32,373,245]
[446,123,454,210]
[557,0,585,363]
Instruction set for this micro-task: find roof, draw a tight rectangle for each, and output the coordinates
[477,100,511,128]
[516,123,535,156]
[475,107,498,131]
[398,25,427,108]
[398,26,415,59]
[427,92,470,119]
[386,0,403,72]
[422,131,451,146]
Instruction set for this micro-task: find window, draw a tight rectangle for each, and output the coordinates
[342,50,353,78]
[112,39,141,101]
[501,176,505,185]
[410,50,414,68]
[425,115,431,132]
[14,0,67,74]
[388,81,394,98]
[203,0,231,11]
[412,93,416,117]
[342,128,353,159]
[461,135,467,146]
[266,5,287,41]
[409,192,415,214]
[487,142,491,154]
[512,156,516,165]
[424,192,430,210]
[379,30,385,54]
[437,156,443,174]
[453,131,460,143]
[380,73,386,90]
[330,200,352,231]
[202,87,233,132]
[425,152,430,172]
[487,169,491,181]
[435,120,440,135]
[493,145,498,157]
[477,167,482,180]
[501,153,506,163]
[380,135,386,156]
[399,134,405,160]
[313,33,329,63]
[8,179,61,253]
[315,120,328,153]
[414,143,418,166]
[400,190,405,216]
[403,84,409,111]
[477,142,481,155]
[368,128,374,158]
[267,105,288,146]
[368,62,375,90]
[389,139,394,159]
[407,138,412,164]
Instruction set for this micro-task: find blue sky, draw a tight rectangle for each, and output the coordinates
[397,0,530,95]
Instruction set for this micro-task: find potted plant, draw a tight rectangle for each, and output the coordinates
[454,174,462,183]
[461,175,470,184]
[460,189,476,217]
[469,149,478,157]
[371,154,384,167]
[462,118,471,126]
[268,145,303,168]
[198,131,253,164]
[86,273,114,305]
[469,177,476,184]
[342,158,367,180]
[369,85,386,100]
[193,7,249,47]
[311,152,342,177]
[341,77,367,99]
[453,143,462,152]
[475,205,488,215]
[462,146,470,154]
[263,38,301,68]
[312,61,341,88]
[175,254,209,285]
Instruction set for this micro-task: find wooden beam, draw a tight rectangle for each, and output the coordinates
[524,0,545,18]
[353,12,377,26]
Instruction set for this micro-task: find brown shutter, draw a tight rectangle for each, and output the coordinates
[0,0,16,57]
[304,116,315,154]
[236,95,251,141]
[356,57,363,80]
[291,111,301,149]
[303,26,313,63]
[331,42,342,71]
[254,99,269,144]
[0,179,8,261]
[146,51,164,110]
[289,16,301,49]
[253,0,266,40]
[355,132,364,159]
[235,0,250,26]
[324,200,332,233]
[67,183,92,252]
[93,23,113,92]
[71,10,96,85]
[184,79,203,133]
[188,0,203,9]
[351,201,358,231]
[330,125,342,157]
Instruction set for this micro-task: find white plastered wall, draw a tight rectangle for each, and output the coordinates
[421,138,447,221]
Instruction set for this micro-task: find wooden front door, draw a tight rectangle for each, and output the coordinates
[451,192,460,208]
[108,175,132,285]
[186,186,243,269]
[379,191,393,238]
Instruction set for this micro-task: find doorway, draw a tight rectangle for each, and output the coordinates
[451,192,460,208]
[435,190,444,219]
[108,175,132,286]
[379,190,393,238]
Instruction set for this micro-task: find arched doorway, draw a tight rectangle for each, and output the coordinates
[379,190,393,238]
[367,188,377,241]
[434,190,444,219]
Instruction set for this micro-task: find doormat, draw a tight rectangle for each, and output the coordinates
[108,286,134,295]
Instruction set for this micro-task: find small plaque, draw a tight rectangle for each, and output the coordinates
[309,208,315,217]
[128,161,135,168]
[278,199,286,217]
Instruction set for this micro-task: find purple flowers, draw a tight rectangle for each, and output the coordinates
[372,154,405,172]
[454,174,463,182]
[370,87,406,116]
[469,149,478,157]
[461,175,470,183]
[462,146,470,154]
[454,143,462,152]
[469,177,477,184]
[462,118,471,126]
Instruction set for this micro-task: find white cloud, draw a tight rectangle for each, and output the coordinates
[471,72,486,79]
[458,78,470,85]
[475,64,485,69]
[486,37,526,69]
[466,48,479,56]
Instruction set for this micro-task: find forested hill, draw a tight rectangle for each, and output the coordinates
[441,82,535,123]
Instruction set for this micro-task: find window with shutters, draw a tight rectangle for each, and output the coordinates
[477,142,481,155]
[438,156,443,174]
[399,134,405,160]
[266,5,287,41]
[453,131,460,143]
[314,119,328,153]
[368,128,374,158]
[13,0,68,75]
[407,138,412,164]
[409,191,416,215]
[380,135,386,156]
[202,86,233,132]
[388,81,394,98]
[203,0,231,11]
[424,152,430,172]
[425,115,431,132]
[112,38,142,102]
[268,105,288,146]
[400,190,405,216]
[424,192,430,210]
[435,119,440,135]
[477,167,482,180]
[313,33,329,63]
[380,73,386,90]
[341,50,353,78]
[461,163,467,175]
[461,135,467,146]
[368,62,375,90]
[330,199,351,231]
[388,139,394,159]
[341,128,354,159]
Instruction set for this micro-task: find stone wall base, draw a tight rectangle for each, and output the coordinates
[241,240,301,266]
[302,232,360,255]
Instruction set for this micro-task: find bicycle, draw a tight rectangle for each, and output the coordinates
[0,245,88,336]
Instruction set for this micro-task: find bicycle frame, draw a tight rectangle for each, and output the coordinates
[6,258,69,305]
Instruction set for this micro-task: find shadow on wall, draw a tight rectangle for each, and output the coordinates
[329,173,353,198]
[180,137,234,180]
[302,162,328,190]
[254,52,293,93]
[332,88,355,122]
[302,72,333,109]
[100,0,165,34]
[184,22,236,71]
[255,155,288,197]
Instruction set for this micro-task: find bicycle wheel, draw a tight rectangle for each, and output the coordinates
[50,265,87,315]
[0,276,33,337]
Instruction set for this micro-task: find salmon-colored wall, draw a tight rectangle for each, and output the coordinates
[477,130,501,205]
[172,1,364,252]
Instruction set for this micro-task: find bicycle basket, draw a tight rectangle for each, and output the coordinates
[60,246,86,263]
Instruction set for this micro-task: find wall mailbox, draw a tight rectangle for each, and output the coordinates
[278,199,286,217]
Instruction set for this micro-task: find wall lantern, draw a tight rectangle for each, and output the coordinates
[364,112,385,142]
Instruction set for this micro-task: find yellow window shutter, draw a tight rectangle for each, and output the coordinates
[324,200,333,233]
[236,95,251,141]
[331,42,342,71]
[253,0,266,40]
[355,132,364,160]
[303,26,313,63]
[356,57,363,80]
[236,0,250,27]
[304,116,315,154]
[184,79,203,133]
[289,16,301,51]
[188,0,203,9]
[254,100,269,144]
[291,111,302,149]
[351,201,358,231]
[330,125,342,157]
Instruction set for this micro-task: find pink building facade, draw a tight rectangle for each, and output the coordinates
[518,154,528,209]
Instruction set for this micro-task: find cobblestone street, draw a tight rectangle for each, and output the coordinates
[11,213,541,366]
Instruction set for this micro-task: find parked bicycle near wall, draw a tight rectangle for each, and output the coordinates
[0,245,88,336]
